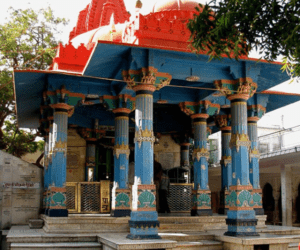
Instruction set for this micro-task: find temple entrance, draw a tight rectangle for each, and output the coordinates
[262,183,275,223]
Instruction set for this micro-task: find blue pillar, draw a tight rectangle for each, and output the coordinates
[43,135,49,213]
[46,117,53,215]
[191,113,212,216]
[215,115,232,215]
[248,104,265,215]
[179,101,220,217]
[48,105,69,217]
[100,95,135,218]
[215,77,259,236]
[127,84,160,240]
[112,108,131,217]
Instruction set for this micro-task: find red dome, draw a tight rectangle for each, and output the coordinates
[152,0,205,13]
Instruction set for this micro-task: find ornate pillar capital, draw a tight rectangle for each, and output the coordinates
[101,94,135,112]
[122,66,172,91]
[215,114,231,129]
[214,77,257,101]
[247,104,266,121]
[44,86,85,118]
[79,128,106,141]
[179,100,220,117]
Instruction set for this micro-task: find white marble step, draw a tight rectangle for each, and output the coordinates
[289,242,299,250]
[160,232,215,241]
[175,240,223,250]
[10,242,101,250]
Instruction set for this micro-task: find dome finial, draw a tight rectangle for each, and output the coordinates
[136,0,143,9]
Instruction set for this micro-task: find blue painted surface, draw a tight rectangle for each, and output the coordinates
[14,43,295,133]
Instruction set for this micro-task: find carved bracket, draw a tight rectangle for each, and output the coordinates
[134,127,155,148]
[229,133,251,152]
[193,147,209,162]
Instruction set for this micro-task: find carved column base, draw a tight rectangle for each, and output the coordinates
[252,188,264,215]
[191,190,212,216]
[225,185,259,236]
[128,184,160,239]
[112,188,131,217]
[47,186,68,217]
[224,218,259,237]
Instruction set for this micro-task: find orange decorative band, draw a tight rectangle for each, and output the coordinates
[228,94,250,101]
[229,185,253,191]
[47,116,54,121]
[252,189,262,193]
[50,103,73,111]
[192,189,211,194]
[191,113,209,119]
[221,126,231,131]
[180,143,190,146]
[248,117,260,122]
[113,108,132,114]
[229,207,254,211]
[133,84,156,93]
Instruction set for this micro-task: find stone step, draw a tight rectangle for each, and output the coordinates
[160,232,215,241]
[10,242,101,250]
[175,240,223,250]
[289,242,299,250]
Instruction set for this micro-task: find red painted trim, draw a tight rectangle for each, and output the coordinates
[191,113,209,119]
[259,90,300,96]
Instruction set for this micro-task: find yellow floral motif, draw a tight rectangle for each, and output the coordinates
[221,156,232,166]
[193,147,209,162]
[229,133,251,152]
[114,143,130,159]
[249,147,260,162]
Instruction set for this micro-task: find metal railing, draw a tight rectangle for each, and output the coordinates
[66,181,110,213]
[259,125,300,158]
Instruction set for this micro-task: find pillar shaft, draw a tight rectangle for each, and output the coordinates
[128,85,160,240]
[191,114,212,216]
[48,106,69,217]
[43,135,49,213]
[225,96,258,236]
[112,108,131,217]
[220,128,232,214]
[221,128,232,190]
[248,105,264,215]
[281,165,292,226]
[231,99,250,185]
[46,119,53,214]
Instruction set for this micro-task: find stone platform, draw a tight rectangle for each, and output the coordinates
[6,225,300,250]
[41,214,267,234]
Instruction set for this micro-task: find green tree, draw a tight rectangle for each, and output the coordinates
[188,0,300,78]
[0,7,68,157]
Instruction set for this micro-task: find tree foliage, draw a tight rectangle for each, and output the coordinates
[188,0,300,78]
[0,7,68,157]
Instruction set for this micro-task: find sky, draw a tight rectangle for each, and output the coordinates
[1,0,300,130]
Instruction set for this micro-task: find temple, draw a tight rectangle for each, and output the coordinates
[12,0,300,249]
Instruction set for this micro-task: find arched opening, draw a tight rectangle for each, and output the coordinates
[263,183,275,223]
[296,184,300,223]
